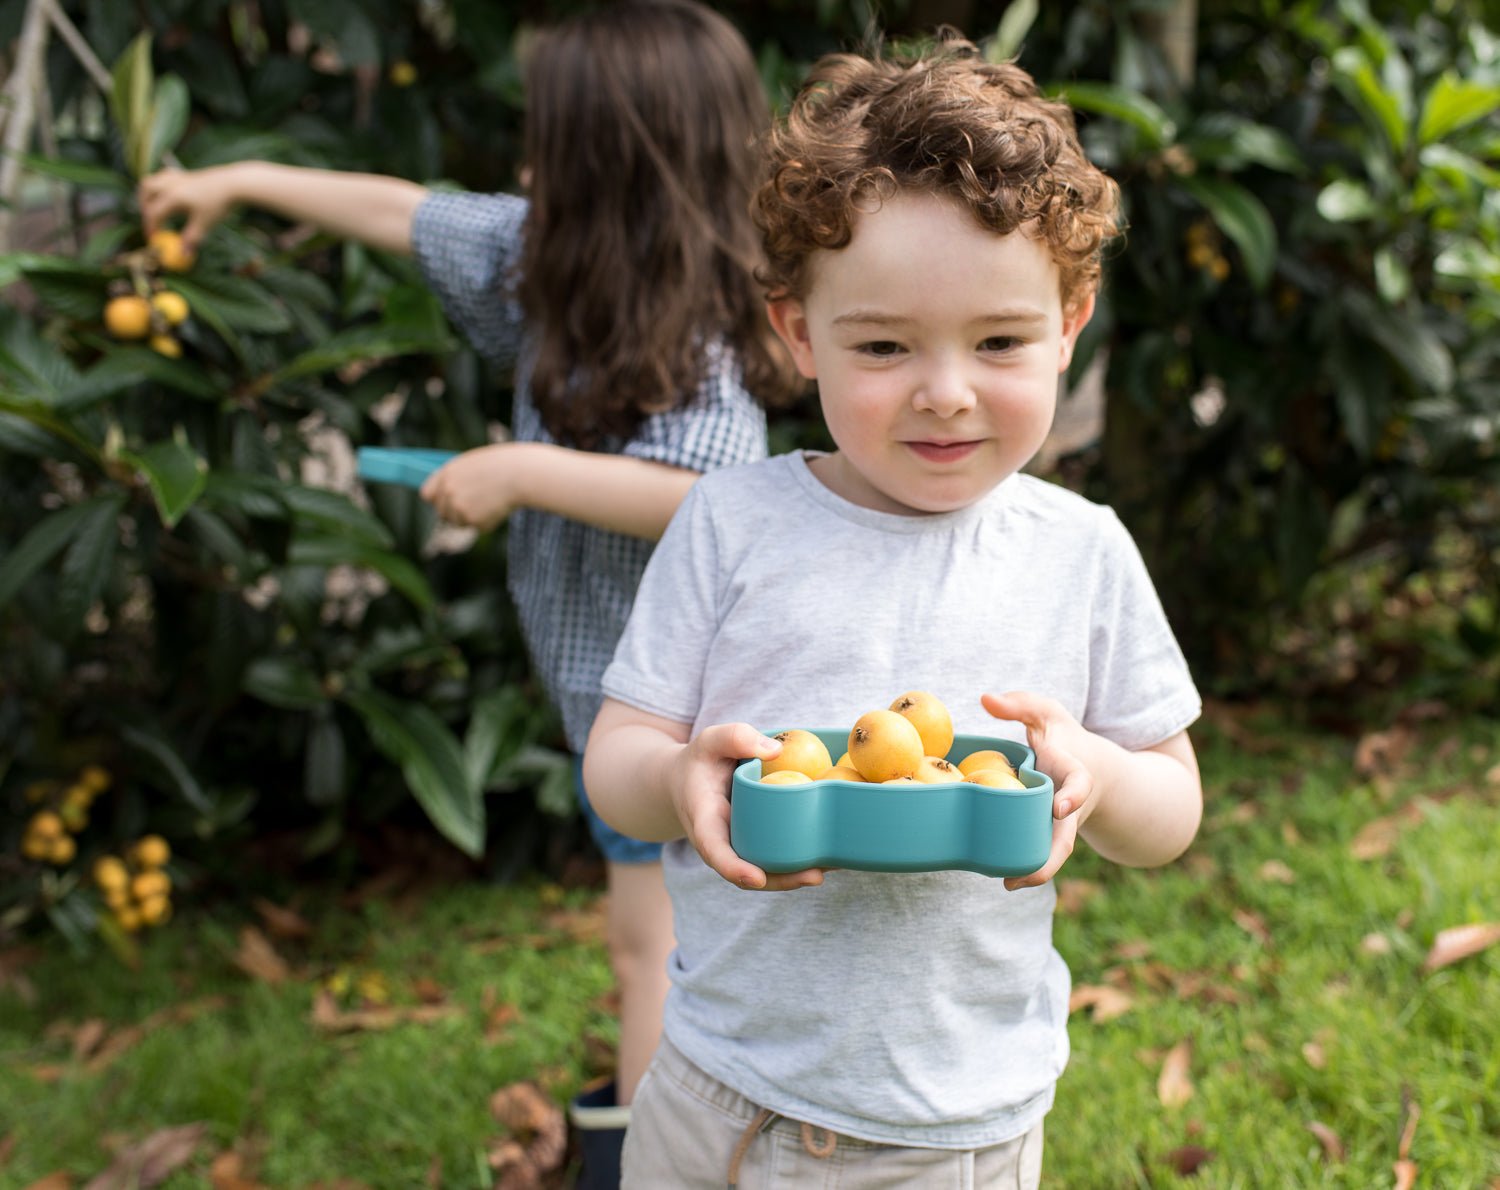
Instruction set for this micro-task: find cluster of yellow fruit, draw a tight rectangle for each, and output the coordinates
[758,691,1025,789]
[93,836,174,932]
[19,764,113,865]
[103,229,194,357]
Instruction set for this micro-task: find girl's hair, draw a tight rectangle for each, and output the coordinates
[520,0,794,448]
[753,36,1122,316]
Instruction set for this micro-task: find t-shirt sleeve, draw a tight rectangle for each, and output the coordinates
[409,191,528,370]
[621,342,769,474]
[600,481,722,726]
[1084,509,1202,749]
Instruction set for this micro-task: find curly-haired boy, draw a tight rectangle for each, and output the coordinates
[584,37,1204,1187]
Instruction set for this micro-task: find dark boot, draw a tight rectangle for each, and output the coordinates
[569,1080,629,1189]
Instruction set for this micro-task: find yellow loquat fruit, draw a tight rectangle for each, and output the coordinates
[131,835,171,868]
[758,769,812,785]
[148,229,195,272]
[137,894,172,927]
[957,749,1016,779]
[847,710,924,783]
[130,869,171,902]
[815,765,866,783]
[28,811,65,840]
[78,764,112,793]
[22,831,52,861]
[94,855,129,892]
[889,691,954,759]
[115,905,143,932]
[151,290,190,326]
[967,767,1027,790]
[761,729,832,780]
[104,294,152,339]
[913,756,963,784]
[148,334,183,358]
[47,834,77,865]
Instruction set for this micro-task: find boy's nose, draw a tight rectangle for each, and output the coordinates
[912,359,977,418]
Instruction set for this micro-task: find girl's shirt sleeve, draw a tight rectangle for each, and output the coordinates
[621,341,769,474]
[409,191,528,370]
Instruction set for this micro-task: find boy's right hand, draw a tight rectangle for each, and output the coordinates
[672,723,828,892]
[138,166,240,256]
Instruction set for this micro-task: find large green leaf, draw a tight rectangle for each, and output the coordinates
[304,708,347,808]
[464,685,534,793]
[0,316,86,403]
[146,74,191,174]
[1177,175,1277,290]
[1417,74,1500,145]
[243,655,326,710]
[1050,81,1176,149]
[1343,290,1454,394]
[986,0,1038,64]
[1330,45,1407,153]
[281,485,395,548]
[1185,114,1304,174]
[118,433,209,529]
[13,154,130,192]
[168,275,293,335]
[1317,179,1379,223]
[120,724,214,815]
[0,497,119,611]
[346,690,482,856]
[109,33,155,177]
[54,495,123,640]
[271,325,455,382]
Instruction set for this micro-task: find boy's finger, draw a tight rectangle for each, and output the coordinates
[1003,817,1078,890]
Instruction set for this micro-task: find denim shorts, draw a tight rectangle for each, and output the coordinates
[574,758,663,865]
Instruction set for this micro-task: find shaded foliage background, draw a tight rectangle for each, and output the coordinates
[1,0,1496,949]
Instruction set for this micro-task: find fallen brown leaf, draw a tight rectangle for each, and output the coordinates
[488,1082,567,1190]
[1232,908,1273,947]
[1361,933,1393,956]
[1055,879,1101,915]
[484,1002,521,1044]
[1069,984,1135,1021]
[1280,820,1302,846]
[1306,1121,1344,1162]
[413,977,447,1005]
[252,898,313,941]
[1349,803,1425,860]
[0,1133,14,1168]
[231,927,289,984]
[1354,725,1415,777]
[70,1019,108,1062]
[22,1174,71,1190]
[1300,1041,1326,1070]
[208,1150,270,1190]
[1392,1159,1418,1190]
[83,1123,207,1190]
[1112,939,1153,962]
[1258,860,1295,884]
[309,988,463,1033]
[1165,1144,1213,1175]
[1157,1040,1194,1108]
[1422,922,1500,972]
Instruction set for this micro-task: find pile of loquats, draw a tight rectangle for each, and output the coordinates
[757,691,1026,790]
[92,836,174,933]
[102,228,194,358]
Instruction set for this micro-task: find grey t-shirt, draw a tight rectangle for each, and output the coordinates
[409,191,769,752]
[600,452,1201,1147]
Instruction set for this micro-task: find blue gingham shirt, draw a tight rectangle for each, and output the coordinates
[410,192,769,751]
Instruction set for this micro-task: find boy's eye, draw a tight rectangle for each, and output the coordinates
[857,340,904,357]
[980,336,1020,352]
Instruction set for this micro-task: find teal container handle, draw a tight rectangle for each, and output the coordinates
[356,447,458,489]
[730,730,1052,877]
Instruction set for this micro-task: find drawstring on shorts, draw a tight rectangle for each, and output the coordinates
[726,1107,838,1187]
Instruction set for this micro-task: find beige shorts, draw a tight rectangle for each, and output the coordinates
[622,1037,1045,1189]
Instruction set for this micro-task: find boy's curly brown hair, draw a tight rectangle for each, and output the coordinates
[753,37,1121,316]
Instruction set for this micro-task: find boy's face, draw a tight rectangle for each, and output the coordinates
[768,192,1094,515]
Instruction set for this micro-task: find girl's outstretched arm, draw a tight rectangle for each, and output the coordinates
[139,163,428,258]
[420,443,701,540]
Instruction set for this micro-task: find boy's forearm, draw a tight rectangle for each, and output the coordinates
[507,443,699,539]
[219,162,427,255]
[1075,732,1202,867]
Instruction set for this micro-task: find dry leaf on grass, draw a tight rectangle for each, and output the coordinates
[1055,879,1102,915]
[83,1123,207,1190]
[309,989,463,1033]
[1165,1144,1214,1175]
[208,1150,271,1190]
[1157,1040,1194,1108]
[1349,803,1425,860]
[1258,860,1296,884]
[252,898,313,941]
[1362,933,1393,956]
[1069,984,1135,1021]
[22,1174,72,1190]
[1301,1041,1327,1070]
[1306,1121,1345,1162]
[1353,725,1415,777]
[1422,922,1500,972]
[1392,1159,1418,1190]
[1232,908,1273,947]
[487,1082,567,1189]
[232,927,289,984]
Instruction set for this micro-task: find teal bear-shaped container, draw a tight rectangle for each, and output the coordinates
[356,447,458,488]
[730,731,1052,878]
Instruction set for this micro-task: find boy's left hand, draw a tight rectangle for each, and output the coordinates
[981,691,1099,891]
[420,445,518,530]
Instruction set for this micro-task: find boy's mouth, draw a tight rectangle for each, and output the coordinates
[905,439,981,464]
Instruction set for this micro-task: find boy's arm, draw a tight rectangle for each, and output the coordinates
[420,443,700,540]
[584,698,824,890]
[981,691,1202,889]
[139,163,428,257]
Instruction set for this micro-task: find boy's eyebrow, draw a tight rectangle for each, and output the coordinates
[831,308,1049,328]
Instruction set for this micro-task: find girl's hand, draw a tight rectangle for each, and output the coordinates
[670,723,827,892]
[138,167,239,256]
[420,445,521,530]
[981,691,1099,891]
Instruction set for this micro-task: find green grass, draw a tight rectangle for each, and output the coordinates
[2,710,1497,1188]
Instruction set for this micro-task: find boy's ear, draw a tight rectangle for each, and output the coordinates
[766,299,818,380]
[1056,290,1097,374]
